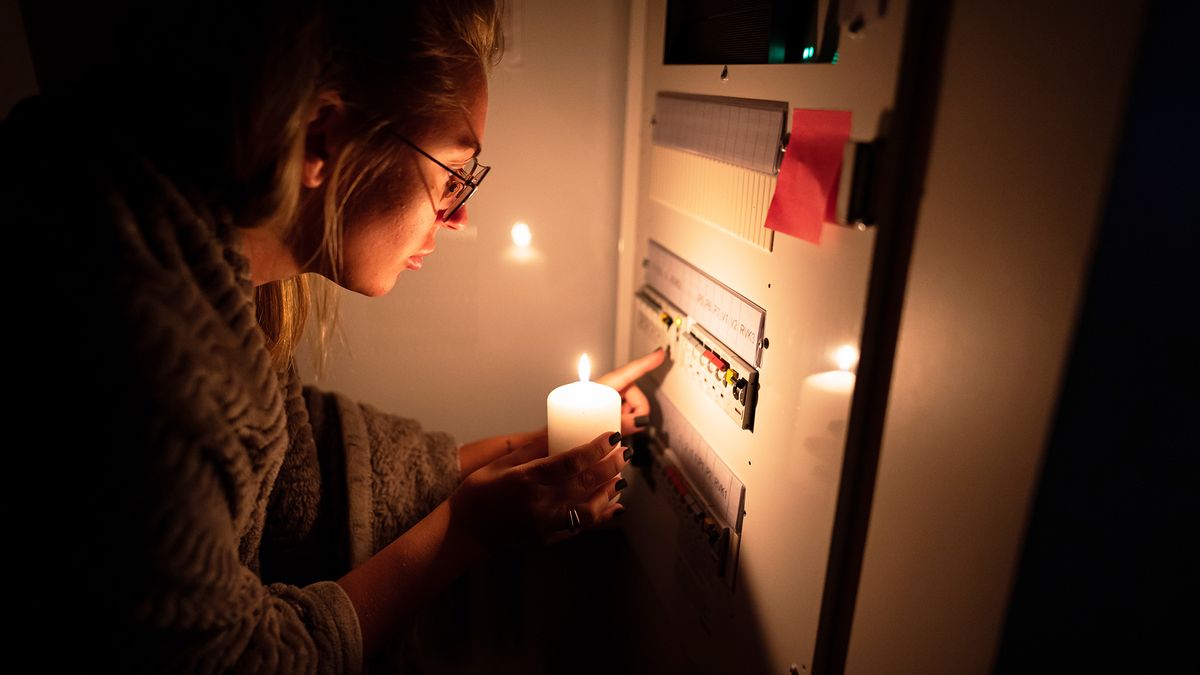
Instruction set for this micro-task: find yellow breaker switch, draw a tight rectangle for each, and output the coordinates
[724,369,738,386]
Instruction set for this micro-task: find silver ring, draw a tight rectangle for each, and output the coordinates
[567,507,581,533]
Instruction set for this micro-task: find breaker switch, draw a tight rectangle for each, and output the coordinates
[703,350,728,372]
[664,465,690,497]
[734,378,749,404]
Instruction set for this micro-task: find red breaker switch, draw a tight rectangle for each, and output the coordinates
[703,350,728,374]
[663,465,689,497]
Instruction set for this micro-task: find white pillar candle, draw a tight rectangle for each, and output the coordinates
[547,354,622,455]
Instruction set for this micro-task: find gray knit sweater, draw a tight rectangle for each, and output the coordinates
[5,98,460,673]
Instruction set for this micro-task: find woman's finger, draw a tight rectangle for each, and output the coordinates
[500,433,549,467]
[556,478,624,534]
[622,383,651,415]
[545,491,627,544]
[596,348,665,391]
[577,478,624,528]
[604,473,629,502]
[521,431,620,484]
[621,412,647,437]
[619,383,652,435]
[555,444,629,498]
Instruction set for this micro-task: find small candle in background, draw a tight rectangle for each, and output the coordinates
[547,354,621,455]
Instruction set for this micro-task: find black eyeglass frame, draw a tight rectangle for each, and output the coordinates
[393,134,491,222]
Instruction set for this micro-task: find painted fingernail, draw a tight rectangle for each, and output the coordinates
[623,447,634,461]
[608,431,622,446]
[634,415,649,428]
[615,478,628,491]
[614,507,627,517]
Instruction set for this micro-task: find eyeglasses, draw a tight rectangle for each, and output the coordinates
[393,134,491,222]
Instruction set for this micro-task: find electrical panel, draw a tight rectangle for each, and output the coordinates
[616,1,908,672]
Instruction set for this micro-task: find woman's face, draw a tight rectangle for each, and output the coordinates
[338,79,489,296]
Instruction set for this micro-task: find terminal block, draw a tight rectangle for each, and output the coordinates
[632,286,759,430]
[632,286,686,366]
[646,436,740,587]
[680,324,758,430]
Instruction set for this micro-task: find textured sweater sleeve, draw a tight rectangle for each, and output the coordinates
[80,273,368,674]
[4,98,368,673]
[298,381,461,567]
[107,413,365,675]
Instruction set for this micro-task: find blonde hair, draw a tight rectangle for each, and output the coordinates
[252,0,504,375]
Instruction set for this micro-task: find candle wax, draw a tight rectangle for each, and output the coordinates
[547,381,621,455]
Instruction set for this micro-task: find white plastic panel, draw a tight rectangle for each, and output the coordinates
[614,1,910,673]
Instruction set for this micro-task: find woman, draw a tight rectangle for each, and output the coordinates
[4,0,662,672]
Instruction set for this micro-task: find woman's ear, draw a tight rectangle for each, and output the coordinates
[302,91,347,189]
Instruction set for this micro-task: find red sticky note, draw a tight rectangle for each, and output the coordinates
[765,109,852,245]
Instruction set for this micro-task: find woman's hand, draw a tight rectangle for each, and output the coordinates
[595,348,666,436]
[448,431,630,549]
[456,349,664,480]
[457,428,547,480]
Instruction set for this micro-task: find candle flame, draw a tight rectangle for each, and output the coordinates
[578,353,591,382]
[835,345,859,372]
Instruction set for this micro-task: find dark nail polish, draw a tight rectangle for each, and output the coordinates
[608,431,622,446]
[634,415,650,428]
[615,478,628,491]
[623,447,634,461]
[614,507,626,517]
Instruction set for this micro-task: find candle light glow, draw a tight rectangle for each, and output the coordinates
[834,344,859,372]
[511,222,532,248]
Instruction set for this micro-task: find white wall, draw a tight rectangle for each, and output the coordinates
[299,0,631,444]
[845,1,1145,673]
